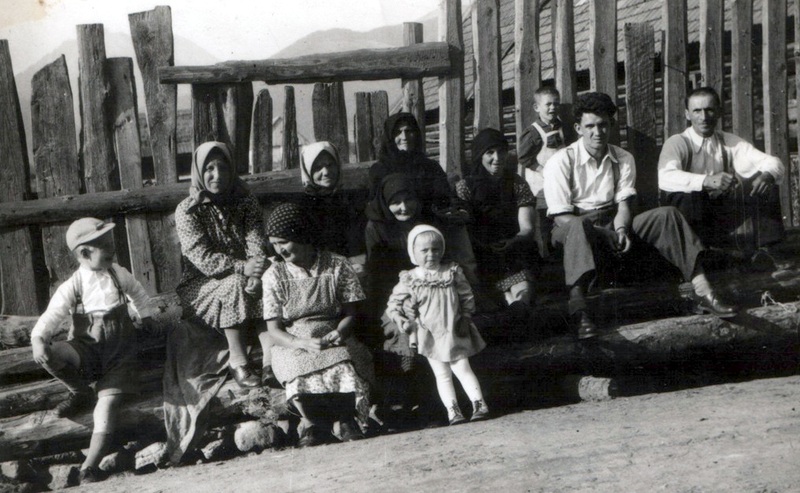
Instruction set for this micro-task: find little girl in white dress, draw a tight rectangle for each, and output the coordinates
[386,224,489,425]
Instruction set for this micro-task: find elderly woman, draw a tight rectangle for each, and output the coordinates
[164,141,271,463]
[263,202,375,447]
[456,128,540,313]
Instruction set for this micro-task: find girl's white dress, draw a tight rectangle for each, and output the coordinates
[386,262,486,362]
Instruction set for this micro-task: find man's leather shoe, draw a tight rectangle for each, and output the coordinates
[338,419,365,442]
[230,365,260,388]
[575,311,599,340]
[298,426,331,447]
[692,292,737,318]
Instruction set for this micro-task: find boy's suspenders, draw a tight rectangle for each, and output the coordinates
[71,267,127,314]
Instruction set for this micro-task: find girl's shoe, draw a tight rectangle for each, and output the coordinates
[338,419,365,442]
[470,399,490,422]
[230,365,260,388]
[448,401,466,426]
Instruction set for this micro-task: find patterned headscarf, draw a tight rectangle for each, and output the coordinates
[265,202,313,245]
[187,141,248,210]
[406,224,445,266]
[300,141,341,196]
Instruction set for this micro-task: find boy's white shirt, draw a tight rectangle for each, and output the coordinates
[31,263,153,342]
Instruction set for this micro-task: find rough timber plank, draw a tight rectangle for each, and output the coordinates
[472,0,503,132]
[699,0,724,98]
[514,0,540,176]
[281,86,299,170]
[402,22,426,151]
[662,0,688,139]
[252,88,273,173]
[438,0,465,176]
[312,82,349,162]
[731,0,754,142]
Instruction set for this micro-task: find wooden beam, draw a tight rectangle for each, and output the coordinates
[438,0,466,175]
[281,86,299,170]
[662,0,688,139]
[160,43,453,84]
[553,0,576,104]
[0,40,41,315]
[589,0,619,145]
[0,165,373,229]
[731,0,753,142]
[624,23,658,210]
[312,82,349,162]
[762,0,792,226]
[402,22,426,150]
[251,88,273,173]
[108,57,157,295]
[31,56,81,296]
[699,0,724,98]
[514,0,541,176]
[472,0,503,132]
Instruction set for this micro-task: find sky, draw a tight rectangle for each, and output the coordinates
[0,0,446,74]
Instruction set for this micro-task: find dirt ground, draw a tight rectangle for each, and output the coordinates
[72,374,800,493]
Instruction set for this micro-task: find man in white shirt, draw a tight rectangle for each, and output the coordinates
[658,87,785,256]
[543,92,735,339]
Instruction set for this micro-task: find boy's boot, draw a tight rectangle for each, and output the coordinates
[45,364,94,418]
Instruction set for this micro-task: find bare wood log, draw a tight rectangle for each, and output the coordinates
[589,0,619,145]
[354,92,373,162]
[192,83,253,175]
[369,91,389,158]
[108,57,157,295]
[662,0,688,139]
[0,165,372,228]
[731,0,753,142]
[312,82,349,162]
[438,0,465,175]
[699,0,724,98]
[553,0,576,103]
[281,86,299,170]
[251,88,273,173]
[514,0,540,177]
[402,22,426,151]
[472,0,503,132]
[160,43,452,84]
[31,56,81,295]
[0,39,41,316]
[763,0,792,226]
[624,23,658,209]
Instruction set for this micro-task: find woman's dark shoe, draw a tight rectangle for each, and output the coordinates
[54,391,94,418]
[574,311,599,340]
[230,365,260,388]
[297,426,330,448]
[692,292,737,318]
[78,466,106,484]
[338,419,366,442]
[261,365,281,388]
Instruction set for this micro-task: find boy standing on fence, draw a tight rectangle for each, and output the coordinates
[31,217,155,485]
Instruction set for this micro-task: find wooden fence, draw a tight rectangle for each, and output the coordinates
[0,0,797,317]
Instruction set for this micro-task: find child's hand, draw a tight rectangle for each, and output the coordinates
[401,320,414,335]
[32,337,50,366]
[295,337,323,353]
[392,315,409,333]
[245,276,262,296]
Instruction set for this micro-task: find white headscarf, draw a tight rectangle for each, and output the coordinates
[406,224,445,266]
[300,141,341,195]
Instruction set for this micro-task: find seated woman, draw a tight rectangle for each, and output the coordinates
[263,202,375,447]
[164,141,271,464]
[455,129,540,327]
[299,141,366,276]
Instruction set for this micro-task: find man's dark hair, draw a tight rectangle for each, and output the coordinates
[685,86,721,109]
[572,92,617,121]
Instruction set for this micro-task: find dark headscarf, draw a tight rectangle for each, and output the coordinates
[265,202,313,245]
[187,141,249,211]
[365,173,418,223]
[378,112,425,162]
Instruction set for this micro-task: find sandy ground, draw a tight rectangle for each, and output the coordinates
[73,374,800,493]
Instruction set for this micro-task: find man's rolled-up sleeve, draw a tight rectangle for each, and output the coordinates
[543,149,574,216]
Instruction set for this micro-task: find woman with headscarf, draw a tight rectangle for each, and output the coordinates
[299,141,366,275]
[164,141,272,464]
[455,128,540,316]
[263,202,375,447]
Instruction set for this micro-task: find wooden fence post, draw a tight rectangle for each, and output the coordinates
[553,0,576,105]
[252,88,273,173]
[439,0,465,176]
[589,0,619,145]
[0,40,42,315]
[662,0,688,139]
[31,56,81,295]
[403,22,426,150]
[108,57,156,295]
[312,82,349,162]
[354,92,373,162]
[624,23,658,209]
[191,83,254,175]
[762,0,792,226]
[731,0,753,142]
[282,86,300,170]
[699,0,724,100]
[472,0,503,133]
[370,91,389,157]
[795,0,800,224]
[514,0,540,173]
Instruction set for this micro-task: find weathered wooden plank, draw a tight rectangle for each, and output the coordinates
[108,57,157,295]
[160,43,453,84]
[0,165,373,228]
[662,0,688,139]
[129,6,177,186]
[369,91,389,158]
[795,0,800,226]
[402,22,426,151]
[624,23,658,209]
[553,0,576,104]
[281,86,299,170]
[514,0,540,176]
[312,82,349,162]
[472,0,503,132]
[251,88,273,173]
[31,56,80,295]
[192,83,253,176]
[699,0,724,98]
[354,92,373,162]
[77,24,118,193]
[438,0,465,175]
[731,0,753,142]
[0,39,41,315]
[763,0,792,226]
[589,0,619,145]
